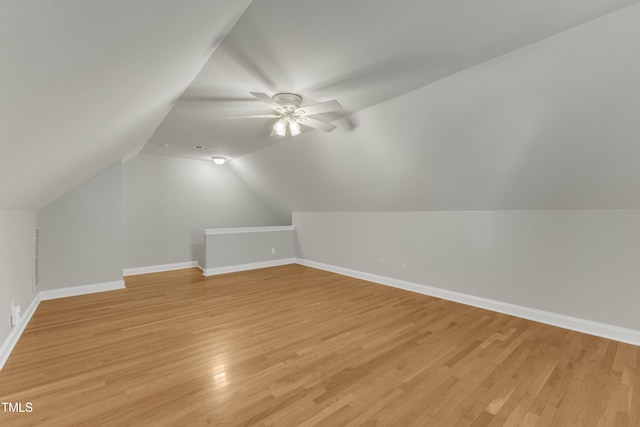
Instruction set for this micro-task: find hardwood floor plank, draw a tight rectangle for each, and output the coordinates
[1,264,638,426]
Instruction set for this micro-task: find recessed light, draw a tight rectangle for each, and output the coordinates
[211,156,227,165]
[160,143,169,148]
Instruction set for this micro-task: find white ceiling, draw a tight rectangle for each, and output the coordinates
[143,0,639,162]
[2,0,639,211]
[231,3,640,212]
[0,0,252,210]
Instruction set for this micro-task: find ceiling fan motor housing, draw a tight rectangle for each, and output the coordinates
[273,93,303,111]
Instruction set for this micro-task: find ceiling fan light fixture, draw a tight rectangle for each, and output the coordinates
[211,156,227,165]
[273,118,287,136]
[231,92,341,136]
[289,120,301,136]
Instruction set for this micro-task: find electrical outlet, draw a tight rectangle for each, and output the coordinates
[271,247,276,254]
[401,262,407,271]
[10,302,21,326]
[379,259,385,268]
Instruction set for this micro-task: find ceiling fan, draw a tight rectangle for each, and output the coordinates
[226,92,342,136]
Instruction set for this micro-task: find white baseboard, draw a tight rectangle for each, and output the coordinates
[39,280,125,301]
[0,294,41,371]
[203,258,296,276]
[123,261,198,276]
[295,258,640,347]
[1,279,126,371]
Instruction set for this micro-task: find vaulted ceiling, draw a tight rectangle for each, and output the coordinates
[0,0,252,209]
[231,2,640,213]
[2,0,639,211]
[144,0,639,162]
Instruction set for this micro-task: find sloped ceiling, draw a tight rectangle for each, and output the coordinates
[144,0,638,162]
[0,0,251,210]
[230,3,640,212]
[3,0,640,212]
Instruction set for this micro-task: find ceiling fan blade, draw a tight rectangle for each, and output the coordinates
[250,92,284,112]
[225,114,280,119]
[300,117,336,132]
[297,100,342,116]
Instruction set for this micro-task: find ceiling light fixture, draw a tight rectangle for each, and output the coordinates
[211,156,227,165]
[227,92,342,136]
[289,120,301,136]
[273,118,287,136]
[272,115,302,137]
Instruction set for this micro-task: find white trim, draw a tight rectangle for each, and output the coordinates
[1,279,127,371]
[0,294,41,371]
[39,280,125,301]
[203,258,296,276]
[123,261,198,276]
[204,226,295,235]
[295,258,640,347]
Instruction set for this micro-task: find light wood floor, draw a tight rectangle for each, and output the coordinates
[1,265,638,426]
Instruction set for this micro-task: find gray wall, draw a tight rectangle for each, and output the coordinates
[38,162,123,290]
[123,154,290,269]
[293,210,640,331]
[0,211,36,346]
[205,228,295,269]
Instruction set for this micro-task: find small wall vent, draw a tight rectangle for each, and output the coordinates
[193,145,214,150]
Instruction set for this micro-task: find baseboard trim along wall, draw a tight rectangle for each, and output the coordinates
[295,258,640,347]
[0,294,41,371]
[203,258,296,276]
[39,280,125,301]
[123,261,199,276]
[204,225,295,235]
[1,279,125,371]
